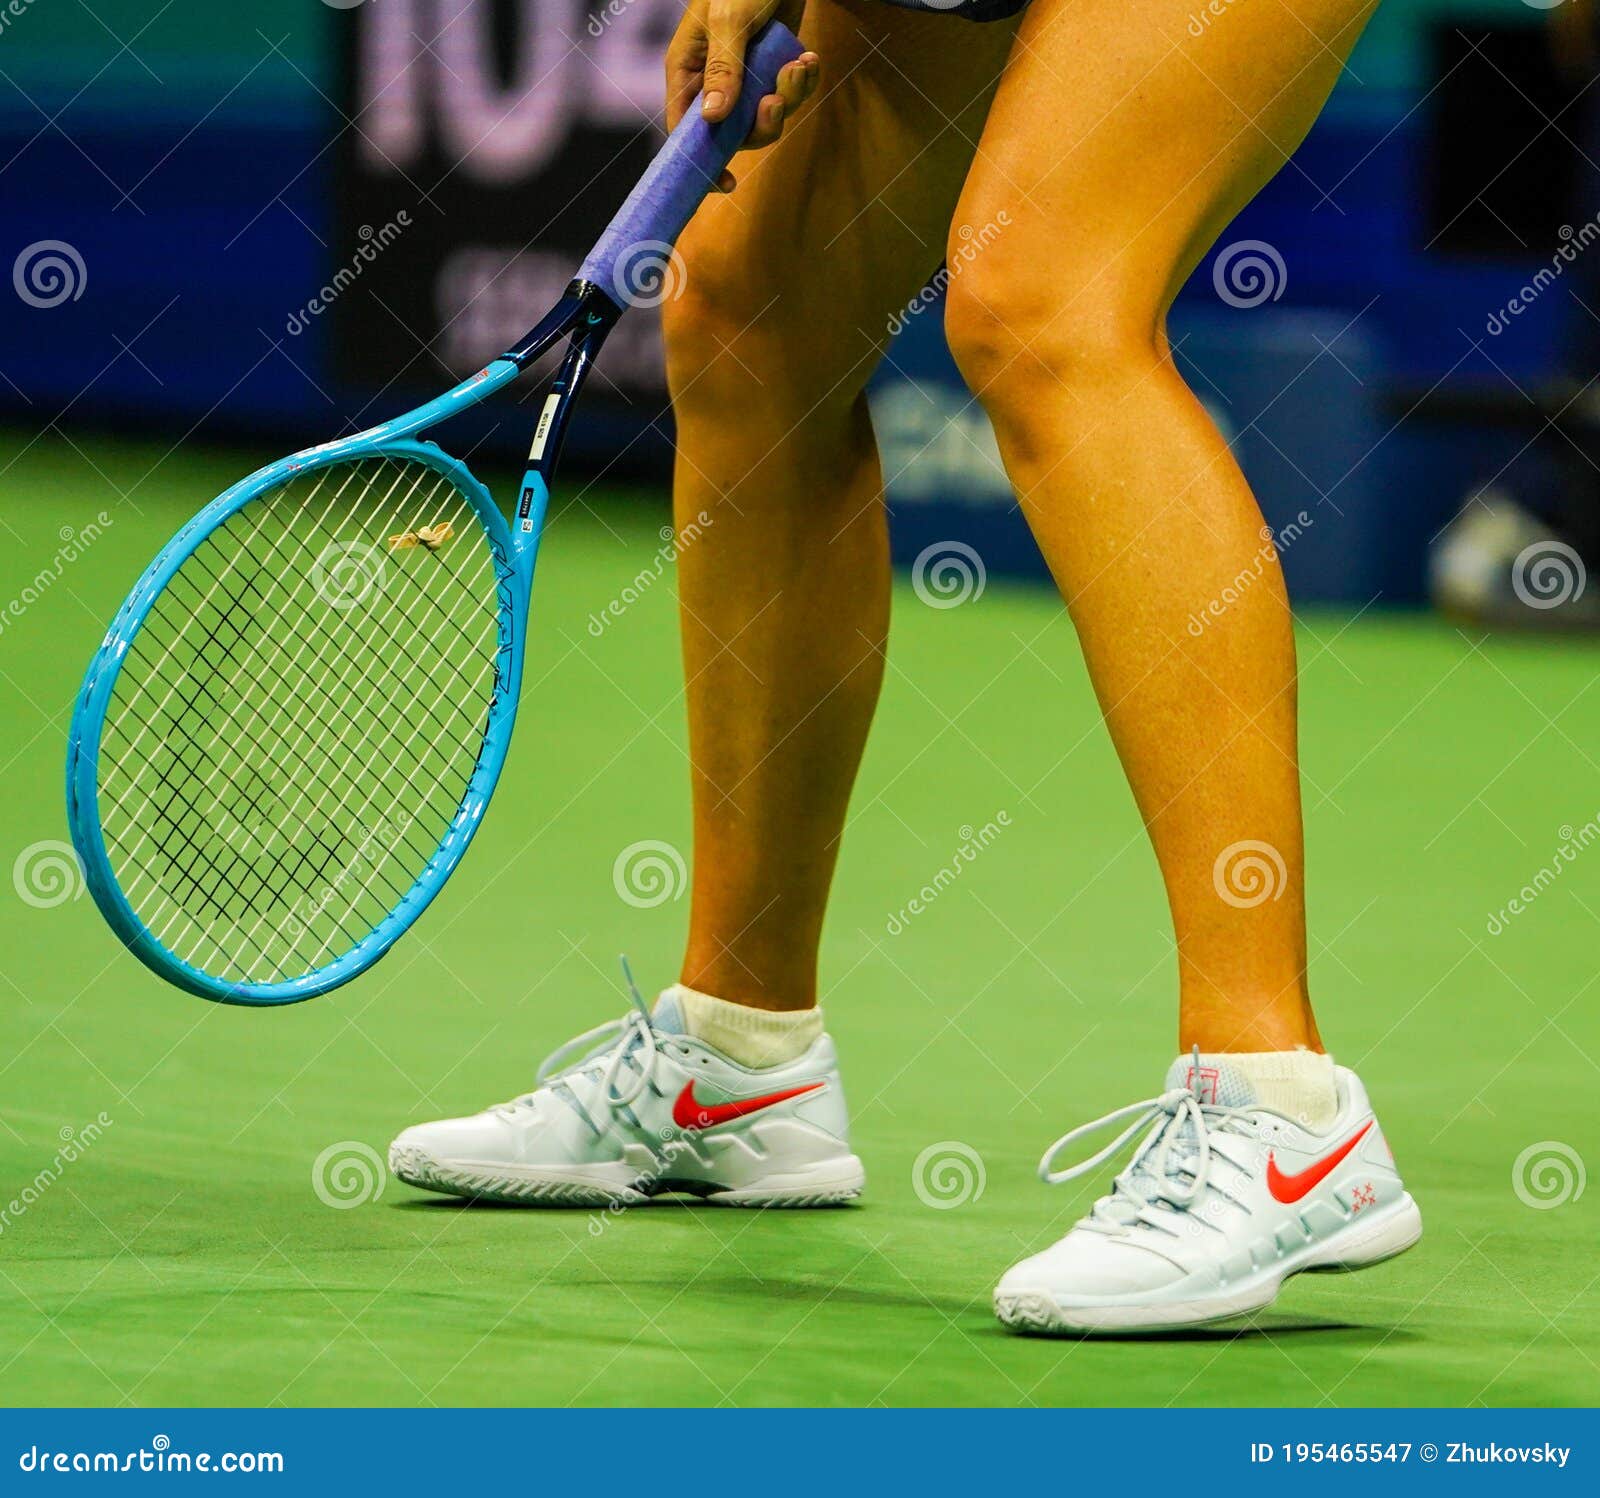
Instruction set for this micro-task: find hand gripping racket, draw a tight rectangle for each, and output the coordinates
[65,23,804,1006]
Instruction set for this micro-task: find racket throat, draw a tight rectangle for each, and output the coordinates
[502,280,622,370]
[509,286,618,548]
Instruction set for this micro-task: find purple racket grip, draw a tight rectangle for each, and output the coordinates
[578,21,804,305]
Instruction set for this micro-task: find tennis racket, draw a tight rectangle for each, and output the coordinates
[65,22,803,1006]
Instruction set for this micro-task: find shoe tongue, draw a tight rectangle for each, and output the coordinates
[650,989,688,1035]
[1163,1053,1258,1108]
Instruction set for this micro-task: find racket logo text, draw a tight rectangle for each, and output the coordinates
[518,475,548,535]
[528,394,561,461]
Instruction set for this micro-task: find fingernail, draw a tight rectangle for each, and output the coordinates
[703,91,725,115]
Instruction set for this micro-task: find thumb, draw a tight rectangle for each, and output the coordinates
[700,4,750,123]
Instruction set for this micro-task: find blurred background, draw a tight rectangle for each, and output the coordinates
[4,0,1600,617]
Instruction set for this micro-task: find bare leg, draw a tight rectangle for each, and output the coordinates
[945,0,1379,1051]
[664,0,1015,1011]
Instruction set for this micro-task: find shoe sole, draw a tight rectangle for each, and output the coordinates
[388,1143,865,1209]
[994,1192,1423,1336]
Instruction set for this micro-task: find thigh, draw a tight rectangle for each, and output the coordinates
[669,0,1018,387]
[951,0,1379,329]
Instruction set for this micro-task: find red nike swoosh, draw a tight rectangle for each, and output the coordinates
[672,1080,823,1131]
[1266,1121,1373,1204]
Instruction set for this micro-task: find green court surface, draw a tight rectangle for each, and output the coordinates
[1,430,1596,1408]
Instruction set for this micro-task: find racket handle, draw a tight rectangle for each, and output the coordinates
[577,21,805,304]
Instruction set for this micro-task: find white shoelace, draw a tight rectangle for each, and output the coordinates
[496,957,665,1122]
[1038,1075,1259,1234]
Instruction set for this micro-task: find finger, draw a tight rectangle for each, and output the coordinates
[742,54,818,153]
[700,2,749,122]
[742,95,786,151]
[666,75,701,135]
[774,55,815,114]
[664,31,708,134]
[666,70,702,134]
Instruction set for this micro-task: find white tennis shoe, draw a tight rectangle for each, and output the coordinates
[388,981,864,1207]
[994,1054,1422,1334]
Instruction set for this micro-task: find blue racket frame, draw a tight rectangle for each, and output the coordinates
[65,23,805,1005]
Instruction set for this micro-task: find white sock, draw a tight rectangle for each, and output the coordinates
[670,984,823,1069]
[1203,1048,1339,1130]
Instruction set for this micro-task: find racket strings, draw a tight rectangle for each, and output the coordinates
[110,459,434,790]
[116,475,492,975]
[202,481,499,958]
[112,459,467,836]
[107,459,362,769]
[106,466,423,880]
[97,455,505,985]
[114,524,491,853]
[206,463,494,969]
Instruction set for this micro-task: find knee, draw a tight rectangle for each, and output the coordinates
[944,243,1167,432]
[660,223,747,405]
[661,219,863,423]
